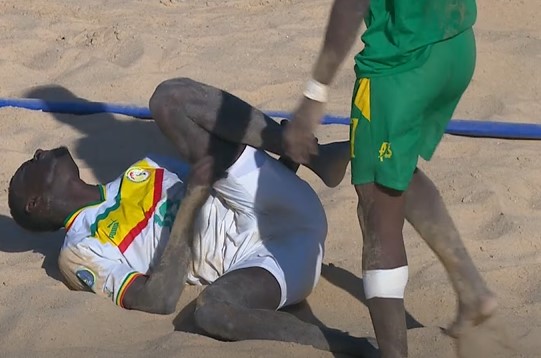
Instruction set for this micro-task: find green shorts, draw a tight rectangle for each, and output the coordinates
[350,28,476,191]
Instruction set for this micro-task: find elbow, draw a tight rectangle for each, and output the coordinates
[131,299,177,316]
[148,302,176,315]
[126,292,178,315]
[157,296,178,315]
[143,294,178,315]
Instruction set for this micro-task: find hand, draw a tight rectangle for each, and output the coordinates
[283,96,325,164]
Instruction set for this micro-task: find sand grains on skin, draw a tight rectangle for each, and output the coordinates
[0,0,540,357]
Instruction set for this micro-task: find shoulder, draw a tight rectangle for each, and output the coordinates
[58,242,91,291]
[58,237,127,295]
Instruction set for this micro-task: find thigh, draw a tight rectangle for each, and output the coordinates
[350,29,476,192]
[350,74,426,192]
[420,95,461,161]
[214,146,327,233]
[151,83,245,175]
[227,230,325,309]
[184,120,245,180]
[198,267,281,310]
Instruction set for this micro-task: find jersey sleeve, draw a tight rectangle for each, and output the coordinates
[58,237,145,307]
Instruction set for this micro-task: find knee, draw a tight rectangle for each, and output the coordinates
[193,296,214,333]
[149,77,200,118]
[194,292,233,338]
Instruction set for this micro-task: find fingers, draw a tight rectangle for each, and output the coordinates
[283,124,319,164]
[281,97,325,163]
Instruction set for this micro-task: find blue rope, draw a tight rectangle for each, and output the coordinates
[2,98,541,140]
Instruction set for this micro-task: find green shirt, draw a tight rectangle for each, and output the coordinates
[354,0,477,77]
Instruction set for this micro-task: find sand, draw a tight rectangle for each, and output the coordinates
[0,0,540,357]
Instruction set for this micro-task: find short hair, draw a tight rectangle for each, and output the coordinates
[8,171,62,232]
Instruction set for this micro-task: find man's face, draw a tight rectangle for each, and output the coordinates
[11,146,79,215]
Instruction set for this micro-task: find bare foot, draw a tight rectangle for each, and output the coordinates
[445,293,498,338]
[308,141,351,188]
[277,119,349,186]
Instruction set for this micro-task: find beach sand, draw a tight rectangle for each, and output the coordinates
[0,1,539,357]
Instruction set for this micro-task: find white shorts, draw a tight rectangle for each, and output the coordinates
[212,146,328,308]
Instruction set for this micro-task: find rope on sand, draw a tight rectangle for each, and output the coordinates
[1,98,541,140]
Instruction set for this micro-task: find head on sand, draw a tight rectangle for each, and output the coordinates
[8,146,84,232]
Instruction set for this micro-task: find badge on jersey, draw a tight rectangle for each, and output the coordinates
[126,167,150,183]
[76,268,96,289]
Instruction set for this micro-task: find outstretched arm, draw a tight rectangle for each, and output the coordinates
[284,0,370,164]
[122,158,213,314]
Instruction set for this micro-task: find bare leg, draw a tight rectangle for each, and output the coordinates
[356,183,408,358]
[194,267,379,357]
[150,84,244,176]
[150,77,350,187]
[404,169,497,337]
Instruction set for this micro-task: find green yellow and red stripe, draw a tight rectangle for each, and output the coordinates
[115,271,145,307]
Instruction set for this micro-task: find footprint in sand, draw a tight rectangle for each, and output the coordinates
[470,94,505,120]
[529,195,541,210]
[104,25,145,68]
[479,212,515,241]
[460,189,495,205]
[109,36,145,68]
[69,26,145,68]
[25,47,64,71]
[456,314,517,358]
[160,0,185,6]
[237,0,293,9]
[455,185,516,241]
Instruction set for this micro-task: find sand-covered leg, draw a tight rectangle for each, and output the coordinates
[150,77,349,187]
[404,169,497,337]
[356,183,409,358]
[193,267,378,357]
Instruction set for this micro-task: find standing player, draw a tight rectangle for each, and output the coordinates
[283,1,497,357]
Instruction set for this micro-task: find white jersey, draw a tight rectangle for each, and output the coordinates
[58,148,327,308]
[59,156,189,306]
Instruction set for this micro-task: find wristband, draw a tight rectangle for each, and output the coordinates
[303,79,329,103]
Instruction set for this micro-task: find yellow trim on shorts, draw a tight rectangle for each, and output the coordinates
[354,78,371,121]
[350,118,359,158]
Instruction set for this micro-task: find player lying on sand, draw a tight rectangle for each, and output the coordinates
[7,78,378,356]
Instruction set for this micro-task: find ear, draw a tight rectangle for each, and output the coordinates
[24,196,41,214]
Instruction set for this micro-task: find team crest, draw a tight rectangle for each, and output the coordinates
[126,167,150,183]
[76,268,96,289]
